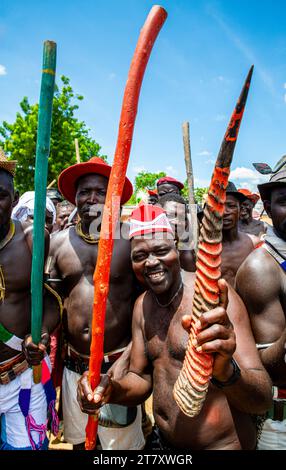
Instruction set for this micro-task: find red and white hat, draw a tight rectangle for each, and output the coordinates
[129,204,173,239]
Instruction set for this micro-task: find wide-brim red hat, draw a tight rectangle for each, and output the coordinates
[238,188,260,205]
[58,156,133,205]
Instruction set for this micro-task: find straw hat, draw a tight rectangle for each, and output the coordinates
[0,148,17,177]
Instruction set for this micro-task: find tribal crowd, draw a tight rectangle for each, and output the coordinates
[0,147,285,451]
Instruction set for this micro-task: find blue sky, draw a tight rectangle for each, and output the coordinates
[1,0,285,192]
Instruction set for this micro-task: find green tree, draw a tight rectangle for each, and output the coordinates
[125,171,166,206]
[134,170,166,193]
[0,75,106,194]
[181,179,208,204]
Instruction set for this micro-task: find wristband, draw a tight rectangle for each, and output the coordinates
[210,358,241,388]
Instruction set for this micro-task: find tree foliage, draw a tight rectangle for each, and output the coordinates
[181,179,208,204]
[134,170,166,193]
[0,75,106,194]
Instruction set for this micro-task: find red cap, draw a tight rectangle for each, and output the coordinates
[147,189,158,197]
[238,188,260,205]
[157,176,184,190]
[58,157,133,205]
[129,204,173,239]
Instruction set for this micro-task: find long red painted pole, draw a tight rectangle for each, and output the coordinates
[173,66,254,417]
[85,5,167,450]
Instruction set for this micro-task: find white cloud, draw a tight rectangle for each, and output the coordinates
[230,167,257,180]
[206,159,215,164]
[0,64,7,76]
[108,72,116,80]
[165,165,178,176]
[230,166,268,192]
[197,150,212,157]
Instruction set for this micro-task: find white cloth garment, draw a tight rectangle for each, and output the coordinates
[62,367,145,450]
[257,418,286,450]
[12,191,56,224]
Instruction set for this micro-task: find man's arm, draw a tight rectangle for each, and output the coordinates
[236,251,286,386]
[22,224,61,365]
[223,285,273,413]
[77,294,153,413]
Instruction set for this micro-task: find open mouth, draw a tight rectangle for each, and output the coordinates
[146,270,165,282]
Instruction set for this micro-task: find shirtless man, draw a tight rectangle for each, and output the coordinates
[0,152,60,450]
[238,188,266,237]
[50,156,145,450]
[236,160,286,449]
[157,176,184,199]
[78,204,272,450]
[159,192,196,272]
[221,182,259,286]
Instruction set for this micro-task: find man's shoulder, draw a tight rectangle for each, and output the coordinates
[50,226,73,251]
[239,246,277,277]
[236,246,281,301]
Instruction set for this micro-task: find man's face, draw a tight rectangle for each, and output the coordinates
[157,183,180,198]
[161,201,188,240]
[56,206,73,231]
[240,199,254,222]
[265,186,286,241]
[27,209,54,234]
[131,234,180,295]
[0,172,17,226]
[223,194,240,231]
[148,195,159,206]
[75,174,108,226]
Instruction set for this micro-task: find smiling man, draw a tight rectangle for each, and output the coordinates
[78,204,272,450]
[49,156,145,450]
[236,157,286,449]
[238,188,266,237]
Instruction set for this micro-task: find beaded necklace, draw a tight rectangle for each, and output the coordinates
[75,221,100,244]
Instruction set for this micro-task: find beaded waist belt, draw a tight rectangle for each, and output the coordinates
[0,353,29,385]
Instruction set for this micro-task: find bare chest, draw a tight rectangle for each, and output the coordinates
[144,299,190,364]
[222,238,254,284]
[56,236,133,287]
[0,234,31,293]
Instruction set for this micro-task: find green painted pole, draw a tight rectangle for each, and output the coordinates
[31,41,56,383]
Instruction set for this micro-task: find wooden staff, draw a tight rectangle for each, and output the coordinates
[75,138,80,164]
[182,121,197,249]
[85,5,167,450]
[47,179,56,189]
[173,66,254,417]
[182,122,195,204]
[31,41,56,383]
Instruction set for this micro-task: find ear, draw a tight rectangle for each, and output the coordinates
[12,190,19,208]
[263,200,272,219]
